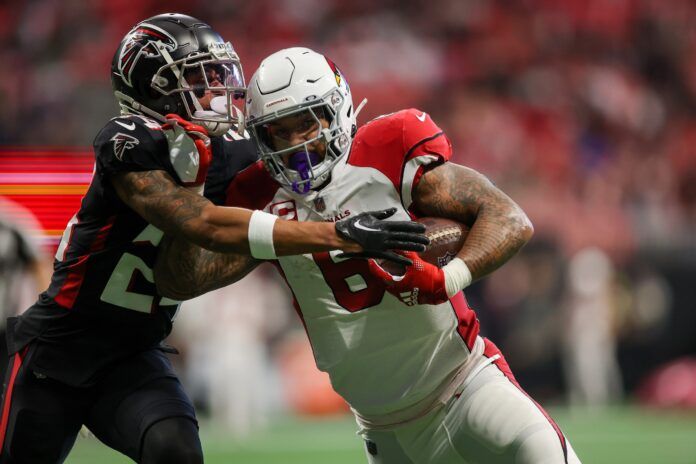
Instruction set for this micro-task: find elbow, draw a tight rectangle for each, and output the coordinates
[154,269,198,300]
[153,262,198,301]
[518,213,534,244]
[155,280,195,301]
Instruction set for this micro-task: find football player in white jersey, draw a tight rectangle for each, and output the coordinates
[155,47,582,464]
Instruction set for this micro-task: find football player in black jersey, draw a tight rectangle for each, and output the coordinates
[0,13,427,464]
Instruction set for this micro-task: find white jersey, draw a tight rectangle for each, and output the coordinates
[226,109,481,420]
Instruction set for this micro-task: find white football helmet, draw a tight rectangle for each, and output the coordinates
[246,47,359,193]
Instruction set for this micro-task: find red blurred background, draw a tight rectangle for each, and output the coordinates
[1,0,696,425]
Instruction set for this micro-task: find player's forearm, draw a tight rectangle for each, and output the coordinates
[456,204,533,280]
[153,215,358,300]
[413,163,533,281]
[113,170,359,255]
[273,220,358,255]
[154,234,258,300]
[202,206,358,254]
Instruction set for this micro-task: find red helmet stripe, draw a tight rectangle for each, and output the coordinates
[135,27,166,40]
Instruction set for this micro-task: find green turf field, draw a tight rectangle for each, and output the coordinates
[66,405,696,463]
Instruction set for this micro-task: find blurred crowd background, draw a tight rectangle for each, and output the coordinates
[1,0,696,437]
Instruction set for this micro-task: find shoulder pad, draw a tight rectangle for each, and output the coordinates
[95,115,165,148]
[348,108,451,198]
[93,115,168,177]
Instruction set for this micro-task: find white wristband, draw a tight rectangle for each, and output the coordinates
[443,258,473,297]
[248,210,278,259]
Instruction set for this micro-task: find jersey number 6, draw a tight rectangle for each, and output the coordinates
[313,251,386,312]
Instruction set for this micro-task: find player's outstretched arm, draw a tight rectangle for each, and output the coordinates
[112,170,428,257]
[413,162,534,281]
[112,169,355,255]
[153,205,429,300]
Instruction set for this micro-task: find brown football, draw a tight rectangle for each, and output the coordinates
[379,217,469,275]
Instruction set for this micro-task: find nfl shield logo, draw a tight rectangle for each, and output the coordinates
[313,197,326,212]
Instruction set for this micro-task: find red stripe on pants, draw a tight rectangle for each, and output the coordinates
[483,338,568,463]
[0,347,29,451]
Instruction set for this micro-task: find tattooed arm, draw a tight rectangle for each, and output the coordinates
[116,170,429,298]
[412,163,533,281]
[111,170,358,255]
[154,234,260,300]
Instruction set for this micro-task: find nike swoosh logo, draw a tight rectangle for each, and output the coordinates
[416,112,427,122]
[354,220,380,232]
[115,120,136,130]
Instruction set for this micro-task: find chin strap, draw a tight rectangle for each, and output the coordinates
[114,91,168,123]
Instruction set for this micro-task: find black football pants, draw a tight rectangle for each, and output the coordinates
[0,343,201,463]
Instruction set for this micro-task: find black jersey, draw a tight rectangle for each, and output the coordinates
[7,115,257,386]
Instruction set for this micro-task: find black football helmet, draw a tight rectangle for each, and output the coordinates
[111,13,245,135]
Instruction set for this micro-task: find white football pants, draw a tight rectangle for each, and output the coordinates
[358,340,581,464]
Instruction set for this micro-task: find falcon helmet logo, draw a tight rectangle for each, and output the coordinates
[118,24,177,88]
[111,133,140,161]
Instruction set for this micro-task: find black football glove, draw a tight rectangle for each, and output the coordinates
[335,208,429,266]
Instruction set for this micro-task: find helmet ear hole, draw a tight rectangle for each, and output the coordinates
[351,124,357,137]
[153,76,168,88]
